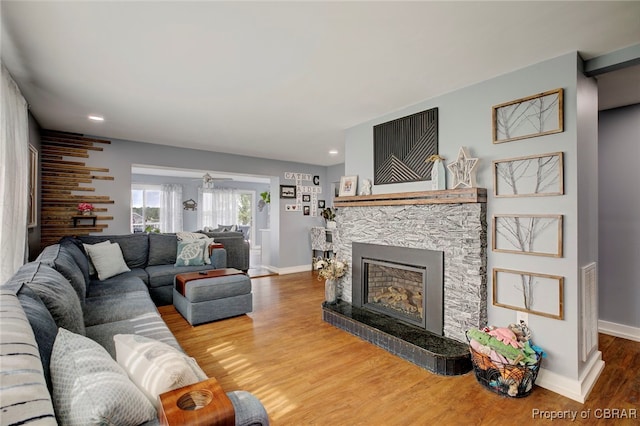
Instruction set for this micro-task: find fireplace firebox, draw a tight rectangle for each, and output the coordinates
[352,242,444,335]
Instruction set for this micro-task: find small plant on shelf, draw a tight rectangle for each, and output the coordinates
[77,202,94,215]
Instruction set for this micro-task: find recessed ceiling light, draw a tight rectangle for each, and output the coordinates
[329,149,339,155]
[88,115,104,122]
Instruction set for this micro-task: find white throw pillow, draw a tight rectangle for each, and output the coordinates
[114,334,207,407]
[84,242,130,280]
[83,240,110,276]
[51,328,156,426]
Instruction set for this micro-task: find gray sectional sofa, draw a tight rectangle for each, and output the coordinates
[197,230,250,272]
[76,233,228,306]
[0,240,269,426]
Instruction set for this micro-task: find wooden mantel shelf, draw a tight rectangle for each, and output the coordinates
[334,187,486,207]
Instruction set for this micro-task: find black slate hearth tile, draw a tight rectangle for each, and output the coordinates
[322,302,471,376]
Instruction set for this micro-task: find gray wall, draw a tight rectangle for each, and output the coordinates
[83,138,330,269]
[344,52,598,382]
[598,103,640,328]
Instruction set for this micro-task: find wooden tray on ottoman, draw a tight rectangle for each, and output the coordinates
[175,268,245,297]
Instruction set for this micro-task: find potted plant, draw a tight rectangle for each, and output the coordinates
[321,207,336,229]
[258,191,270,212]
[77,202,95,216]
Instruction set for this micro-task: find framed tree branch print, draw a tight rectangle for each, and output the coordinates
[493,88,563,144]
[492,214,563,257]
[493,268,564,320]
[493,152,564,197]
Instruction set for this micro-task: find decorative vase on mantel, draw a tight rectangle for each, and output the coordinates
[325,279,337,304]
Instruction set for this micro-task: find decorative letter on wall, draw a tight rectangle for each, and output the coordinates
[373,107,438,185]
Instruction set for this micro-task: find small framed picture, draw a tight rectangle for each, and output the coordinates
[280,185,296,199]
[303,205,310,216]
[339,175,358,196]
[318,200,326,208]
[302,194,311,202]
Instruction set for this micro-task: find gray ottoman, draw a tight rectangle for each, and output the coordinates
[173,269,252,325]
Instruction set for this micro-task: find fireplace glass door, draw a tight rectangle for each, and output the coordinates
[363,259,426,328]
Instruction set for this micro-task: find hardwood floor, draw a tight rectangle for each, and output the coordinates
[159,272,639,425]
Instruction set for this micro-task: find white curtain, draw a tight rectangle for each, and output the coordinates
[1,64,29,284]
[197,187,237,230]
[160,183,183,233]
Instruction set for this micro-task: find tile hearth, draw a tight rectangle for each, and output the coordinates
[322,301,471,376]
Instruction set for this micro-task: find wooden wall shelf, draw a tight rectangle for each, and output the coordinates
[334,188,486,207]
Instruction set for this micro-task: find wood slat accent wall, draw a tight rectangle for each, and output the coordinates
[40,130,114,248]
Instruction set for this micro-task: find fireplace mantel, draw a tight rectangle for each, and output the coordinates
[334,187,486,207]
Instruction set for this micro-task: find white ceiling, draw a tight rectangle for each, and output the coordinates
[2,1,639,166]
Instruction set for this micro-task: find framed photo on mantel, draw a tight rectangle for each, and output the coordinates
[339,175,358,196]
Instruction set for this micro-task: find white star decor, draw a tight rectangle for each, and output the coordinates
[447,147,479,189]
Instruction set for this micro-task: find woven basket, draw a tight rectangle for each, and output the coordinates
[468,341,542,398]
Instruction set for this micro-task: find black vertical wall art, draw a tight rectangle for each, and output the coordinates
[374,107,438,185]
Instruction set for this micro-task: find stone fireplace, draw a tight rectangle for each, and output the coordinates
[321,188,487,375]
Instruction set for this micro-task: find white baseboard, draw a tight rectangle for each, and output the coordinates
[535,351,605,403]
[269,264,312,275]
[599,320,640,342]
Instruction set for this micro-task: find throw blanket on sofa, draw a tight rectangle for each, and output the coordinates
[176,232,209,241]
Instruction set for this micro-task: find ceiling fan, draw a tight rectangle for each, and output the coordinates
[192,173,234,188]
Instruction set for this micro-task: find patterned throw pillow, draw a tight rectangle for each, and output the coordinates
[176,232,213,264]
[51,328,156,426]
[174,239,207,266]
[114,334,207,407]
